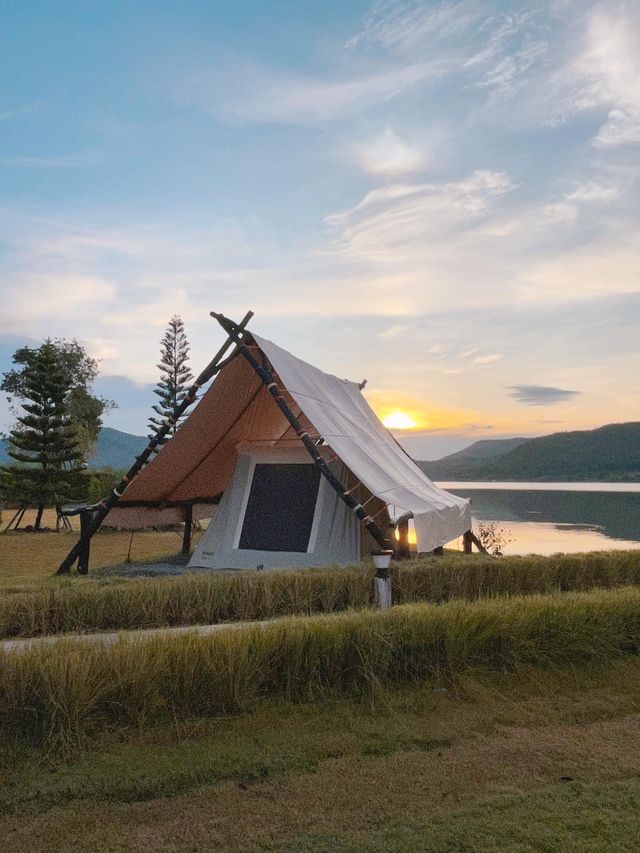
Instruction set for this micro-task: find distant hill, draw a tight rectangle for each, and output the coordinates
[419,422,640,482]
[0,427,147,470]
[88,428,148,469]
[440,437,529,462]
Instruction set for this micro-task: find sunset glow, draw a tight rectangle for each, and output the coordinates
[383,411,417,430]
[0,0,639,461]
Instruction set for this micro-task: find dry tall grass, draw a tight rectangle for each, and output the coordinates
[2,586,640,745]
[1,550,639,639]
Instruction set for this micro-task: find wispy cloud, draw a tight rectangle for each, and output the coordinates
[507,385,580,405]
[0,151,104,168]
[349,1,550,91]
[473,353,503,365]
[346,0,479,54]
[354,127,424,175]
[514,3,640,148]
[377,322,411,338]
[325,169,515,261]
[569,6,640,148]
[176,59,449,126]
[565,181,621,203]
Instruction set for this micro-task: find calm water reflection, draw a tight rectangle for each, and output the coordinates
[437,483,640,555]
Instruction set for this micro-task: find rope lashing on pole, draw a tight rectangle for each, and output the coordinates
[55,310,255,575]
[210,312,395,555]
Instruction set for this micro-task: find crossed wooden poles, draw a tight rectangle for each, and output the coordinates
[56,311,395,575]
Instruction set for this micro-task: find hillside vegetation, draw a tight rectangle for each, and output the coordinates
[0,426,146,470]
[420,421,640,481]
[439,436,528,461]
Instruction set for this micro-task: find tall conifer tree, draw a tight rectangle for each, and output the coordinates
[1,338,114,461]
[148,315,193,441]
[1,341,86,529]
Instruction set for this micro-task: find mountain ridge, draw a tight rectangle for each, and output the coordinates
[2,422,639,482]
[438,436,529,462]
[0,427,147,470]
[418,422,640,482]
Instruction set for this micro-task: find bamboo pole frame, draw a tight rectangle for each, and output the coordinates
[55,310,255,575]
[210,312,394,555]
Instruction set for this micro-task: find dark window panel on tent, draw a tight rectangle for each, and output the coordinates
[239,463,321,552]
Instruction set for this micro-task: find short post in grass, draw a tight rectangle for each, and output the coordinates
[373,550,393,609]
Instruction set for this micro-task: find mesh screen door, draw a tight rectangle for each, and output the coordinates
[239,463,321,552]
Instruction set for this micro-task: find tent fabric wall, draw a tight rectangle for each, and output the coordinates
[105,504,215,530]
[188,445,360,570]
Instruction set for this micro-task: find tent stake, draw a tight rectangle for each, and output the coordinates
[211,312,394,555]
[55,310,255,575]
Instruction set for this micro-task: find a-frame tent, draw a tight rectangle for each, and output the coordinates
[57,312,472,574]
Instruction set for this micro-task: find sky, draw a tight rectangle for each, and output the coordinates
[0,0,638,459]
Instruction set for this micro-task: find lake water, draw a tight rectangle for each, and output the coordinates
[437,482,640,555]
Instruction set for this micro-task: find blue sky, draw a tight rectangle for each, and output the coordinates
[1,0,639,458]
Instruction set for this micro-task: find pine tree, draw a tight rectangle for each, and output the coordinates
[148,315,193,441]
[1,341,86,529]
[1,338,115,461]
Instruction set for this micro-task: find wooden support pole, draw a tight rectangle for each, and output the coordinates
[2,506,25,533]
[469,530,489,555]
[211,312,394,555]
[77,509,93,575]
[55,310,254,575]
[462,530,473,554]
[182,504,193,554]
[396,513,412,560]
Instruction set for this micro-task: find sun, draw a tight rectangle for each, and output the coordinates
[383,411,417,430]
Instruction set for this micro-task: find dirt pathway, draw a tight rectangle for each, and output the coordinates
[0,618,268,654]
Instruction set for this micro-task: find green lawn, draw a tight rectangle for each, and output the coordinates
[2,661,640,851]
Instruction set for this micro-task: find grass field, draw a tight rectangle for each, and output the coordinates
[3,523,640,849]
[2,660,640,851]
[0,509,197,591]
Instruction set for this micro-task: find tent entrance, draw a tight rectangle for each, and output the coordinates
[236,462,322,553]
[188,443,361,570]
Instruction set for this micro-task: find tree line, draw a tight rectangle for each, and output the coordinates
[1,316,192,530]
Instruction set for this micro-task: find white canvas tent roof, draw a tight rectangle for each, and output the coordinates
[106,329,470,555]
[253,334,470,551]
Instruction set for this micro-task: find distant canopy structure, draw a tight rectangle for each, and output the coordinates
[58,312,472,573]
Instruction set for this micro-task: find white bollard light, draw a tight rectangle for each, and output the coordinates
[373,550,393,609]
